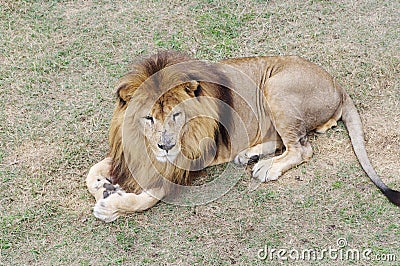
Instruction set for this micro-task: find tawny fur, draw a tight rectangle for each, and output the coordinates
[87,51,399,222]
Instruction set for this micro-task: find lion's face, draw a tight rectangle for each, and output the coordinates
[139,83,197,164]
[142,106,185,163]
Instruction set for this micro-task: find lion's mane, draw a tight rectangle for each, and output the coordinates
[108,51,233,194]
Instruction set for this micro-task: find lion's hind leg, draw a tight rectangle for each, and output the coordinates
[234,140,283,165]
[315,118,337,134]
[252,137,313,182]
[315,107,342,134]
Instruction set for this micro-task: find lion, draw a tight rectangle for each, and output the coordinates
[86,51,400,222]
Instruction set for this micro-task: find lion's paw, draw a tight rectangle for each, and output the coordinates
[252,159,281,182]
[102,182,125,199]
[234,150,260,165]
[93,192,125,223]
[93,177,111,191]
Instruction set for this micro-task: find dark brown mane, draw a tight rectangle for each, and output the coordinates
[115,51,193,106]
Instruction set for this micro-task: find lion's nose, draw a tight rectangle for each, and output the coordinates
[158,143,175,152]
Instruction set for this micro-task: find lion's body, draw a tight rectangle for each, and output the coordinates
[86,51,399,222]
[213,56,343,165]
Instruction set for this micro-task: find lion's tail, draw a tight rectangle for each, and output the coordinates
[341,91,400,206]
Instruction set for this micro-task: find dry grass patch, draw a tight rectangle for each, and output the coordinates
[1,0,399,265]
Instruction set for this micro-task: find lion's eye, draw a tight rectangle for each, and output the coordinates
[172,112,181,121]
[144,115,154,124]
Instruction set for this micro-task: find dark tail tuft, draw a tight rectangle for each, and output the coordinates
[383,189,400,207]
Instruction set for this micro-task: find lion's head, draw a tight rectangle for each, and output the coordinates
[108,51,233,194]
[139,80,219,165]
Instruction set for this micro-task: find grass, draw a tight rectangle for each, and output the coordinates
[1,0,399,265]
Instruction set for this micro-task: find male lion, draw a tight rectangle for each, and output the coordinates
[87,51,399,222]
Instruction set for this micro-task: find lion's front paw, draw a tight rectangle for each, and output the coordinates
[89,178,112,201]
[93,177,111,191]
[93,192,125,223]
[234,150,260,165]
[252,159,281,182]
[102,183,125,199]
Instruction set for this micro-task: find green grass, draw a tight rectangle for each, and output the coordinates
[1,0,399,265]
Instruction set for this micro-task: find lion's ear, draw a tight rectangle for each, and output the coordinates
[185,80,202,97]
[116,82,131,105]
[116,74,140,105]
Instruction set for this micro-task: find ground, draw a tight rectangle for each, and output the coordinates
[0,0,399,265]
